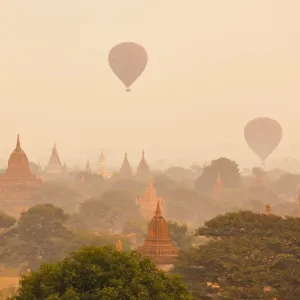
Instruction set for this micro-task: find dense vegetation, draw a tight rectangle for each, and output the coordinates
[174,210,300,299]
[13,246,193,300]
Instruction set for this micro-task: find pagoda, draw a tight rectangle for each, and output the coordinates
[115,240,123,252]
[136,150,150,181]
[120,153,133,179]
[98,149,110,178]
[212,172,223,199]
[0,135,43,217]
[136,180,165,220]
[45,143,64,174]
[264,204,271,216]
[137,201,178,268]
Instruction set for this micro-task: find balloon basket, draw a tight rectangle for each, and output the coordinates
[126,88,131,92]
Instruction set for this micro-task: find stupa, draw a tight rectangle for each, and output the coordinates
[0,135,43,217]
[45,143,64,174]
[136,150,150,181]
[115,240,123,252]
[212,172,223,199]
[137,201,178,268]
[264,204,271,216]
[98,149,110,178]
[136,180,165,220]
[119,153,133,179]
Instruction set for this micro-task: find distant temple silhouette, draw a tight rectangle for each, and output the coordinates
[136,180,165,220]
[0,135,43,217]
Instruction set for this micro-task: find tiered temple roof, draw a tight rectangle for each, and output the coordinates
[136,180,165,220]
[137,201,178,265]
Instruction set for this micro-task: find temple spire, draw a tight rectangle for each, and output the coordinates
[142,149,145,159]
[155,201,162,217]
[15,134,21,152]
[116,240,123,252]
[264,204,271,216]
[212,172,223,199]
[137,198,178,265]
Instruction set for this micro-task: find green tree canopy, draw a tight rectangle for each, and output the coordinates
[167,221,194,250]
[195,157,242,196]
[174,211,300,299]
[14,246,194,300]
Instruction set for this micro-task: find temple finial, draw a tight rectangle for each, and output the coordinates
[15,134,21,151]
[155,201,162,217]
[142,149,145,159]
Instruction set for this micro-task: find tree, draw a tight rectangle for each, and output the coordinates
[122,221,147,244]
[167,221,194,250]
[0,211,16,228]
[272,173,300,198]
[32,182,84,214]
[73,199,119,232]
[14,246,194,300]
[195,157,242,196]
[16,204,72,269]
[174,211,300,299]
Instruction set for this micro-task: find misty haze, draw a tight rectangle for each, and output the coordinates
[1,1,300,299]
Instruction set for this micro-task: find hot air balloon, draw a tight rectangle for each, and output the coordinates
[244,117,282,166]
[108,42,148,92]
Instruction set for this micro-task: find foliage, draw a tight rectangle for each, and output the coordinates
[174,210,300,299]
[272,173,300,197]
[0,287,18,300]
[0,204,72,270]
[32,183,84,214]
[18,204,69,243]
[167,221,194,250]
[0,212,16,229]
[122,221,147,244]
[162,187,212,224]
[74,198,119,232]
[195,157,242,196]
[14,246,194,300]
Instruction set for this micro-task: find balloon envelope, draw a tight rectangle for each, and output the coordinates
[244,117,282,162]
[108,42,148,91]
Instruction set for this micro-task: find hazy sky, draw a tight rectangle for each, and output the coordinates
[0,1,300,169]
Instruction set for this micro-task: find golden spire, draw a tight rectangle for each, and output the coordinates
[116,240,123,252]
[15,134,21,152]
[264,204,271,216]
